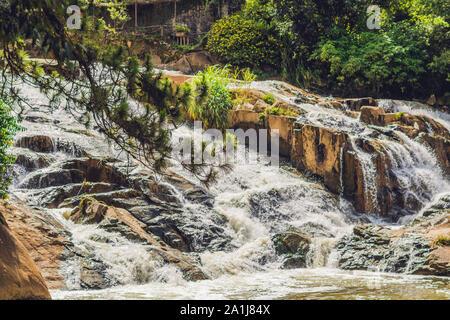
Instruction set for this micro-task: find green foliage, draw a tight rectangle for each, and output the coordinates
[0,100,22,199]
[0,0,229,186]
[265,106,298,117]
[206,0,282,69]
[175,24,191,33]
[311,22,430,97]
[394,112,405,120]
[433,235,450,247]
[262,94,275,105]
[190,66,234,130]
[225,133,238,150]
[275,0,450,100]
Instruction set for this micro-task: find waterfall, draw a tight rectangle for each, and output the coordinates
[7,77,450,299]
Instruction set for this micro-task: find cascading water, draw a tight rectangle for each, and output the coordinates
[7,78,450,300]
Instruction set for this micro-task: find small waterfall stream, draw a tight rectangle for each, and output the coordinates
[7,78,450,299]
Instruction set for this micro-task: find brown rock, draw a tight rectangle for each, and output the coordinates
[165,51,217,74]
[292,124,347,193]
[15,135,54,153]
[359,106,385,126]
[228,110,261,131]
[0,204,51,300]
[418,134,450,175]
[340,97,378,111]
[426,94,437,106]
[266,114,297,158]
[1,200,67,290]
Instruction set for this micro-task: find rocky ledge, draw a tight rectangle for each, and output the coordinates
[337,193,450,276]
[228,86,450,219]
[4,130,235,289]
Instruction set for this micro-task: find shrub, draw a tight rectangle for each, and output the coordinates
[262,93,275,105]
[175,24,190,33]
[190,66,233,130]
[0,99,22,199]
[265,106,298,117]
[206,11,280,69]
[433,235,450,247]
[311,23,430,97]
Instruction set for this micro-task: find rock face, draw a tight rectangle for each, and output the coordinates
[272,230,311,269]
[10,128,235,288]
[0,200,67,290]
[228,88,450,219]
[336,193,450,275]
[0,205,51,300]
[69,198,208,281]
[292,125,347,194]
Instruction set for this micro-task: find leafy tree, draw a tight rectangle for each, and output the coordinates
[206,0,283,70]
[311,22,430,97]
[0,0,227,185]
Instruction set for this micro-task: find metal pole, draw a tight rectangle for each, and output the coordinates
[134,0,138,32]
[173,0,177,27]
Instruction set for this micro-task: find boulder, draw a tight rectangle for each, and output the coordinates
[70,198,208,281]
[292,124,348,193]
[165,51,217,74]
[18,168,85,189]
[15,135,87,156]
[359,106,385,126]
[0,205,51,300]
[272,230,311,268]
[13,149,55,171]
[418,133,450,175]
[336,193,450,276]
[341,97,378,111]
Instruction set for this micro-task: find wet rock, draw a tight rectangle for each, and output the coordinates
[18,168,85,189]
[292,124,348,193]
[341,97,378,111]
[0,203,51,299]
[143,207,232,253]
[69,198,209,281]
[13,149,55,171]
[58,189,146,210]
[15,135,54,153]
[336,194,450,276]
[272,230,311,268]
[27,182,117,208]
[418,133,450,175]
[15,135,87,156]
[60,158,128,185]
[267,114,298,158]
[336,225,430,272]
[359,106,386,126]
[164,170,214,207]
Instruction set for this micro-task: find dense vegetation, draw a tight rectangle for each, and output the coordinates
[0,100,22,199]
[207,0,450,102]
[206,2,282,69]
[0,0,227,188]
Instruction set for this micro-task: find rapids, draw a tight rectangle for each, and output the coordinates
[7,77,450,300]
